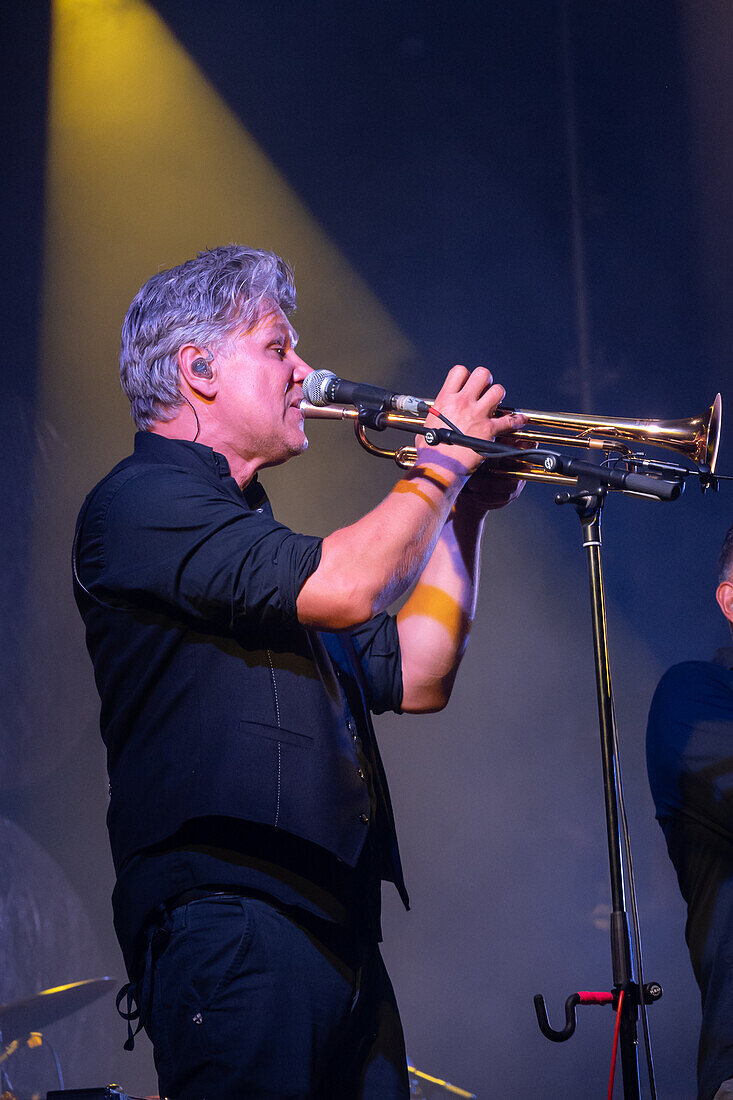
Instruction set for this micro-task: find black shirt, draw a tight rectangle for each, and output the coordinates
[74,432,407,976]
[647,647,733,1100]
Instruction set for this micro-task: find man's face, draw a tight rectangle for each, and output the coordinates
[212,308,312,470]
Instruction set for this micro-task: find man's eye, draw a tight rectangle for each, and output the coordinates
[272,344,287,360]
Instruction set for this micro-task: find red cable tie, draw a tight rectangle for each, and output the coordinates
[577,990,613,1006]
[607,989,625,1100]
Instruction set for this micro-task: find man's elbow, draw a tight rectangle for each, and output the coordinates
[400,676,454,714]
[296,575,377,631]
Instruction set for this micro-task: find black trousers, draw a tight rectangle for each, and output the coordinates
[144,894,410,1100]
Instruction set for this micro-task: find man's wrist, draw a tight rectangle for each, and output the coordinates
[413,444,476,482]
[393,458,468,517]
[410,458,470,498]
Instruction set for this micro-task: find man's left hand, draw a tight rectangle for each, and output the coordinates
[456,459,527,514]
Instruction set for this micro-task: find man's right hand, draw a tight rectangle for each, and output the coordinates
[417,364,527,476]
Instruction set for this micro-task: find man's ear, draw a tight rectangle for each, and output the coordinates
[715,580,733,627]
[178,344,218,400]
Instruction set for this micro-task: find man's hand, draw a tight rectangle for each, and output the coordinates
[417,365,527,476]
[457,462,526,513]
[456,432,537,513]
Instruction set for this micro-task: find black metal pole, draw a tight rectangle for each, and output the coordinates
[579,501,640,1099]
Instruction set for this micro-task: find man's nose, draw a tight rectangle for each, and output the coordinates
[290,354,313,382]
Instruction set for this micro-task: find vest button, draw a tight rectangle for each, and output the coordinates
[358,769,366,781]
[359,813,369,825]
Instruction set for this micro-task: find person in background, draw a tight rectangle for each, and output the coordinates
[647,524,733,1100]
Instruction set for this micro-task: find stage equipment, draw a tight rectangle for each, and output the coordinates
[304,382,728,1098]
[407,1058,476,1098]
[301,392,722,489]
[46,1090,151,1099]
[0,979,114,1096]
[45,1068,475,1100]
[0,980,114,1045]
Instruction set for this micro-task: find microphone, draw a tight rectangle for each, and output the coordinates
[303,370,431,418]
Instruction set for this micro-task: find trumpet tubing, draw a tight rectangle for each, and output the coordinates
[300,393,722,482]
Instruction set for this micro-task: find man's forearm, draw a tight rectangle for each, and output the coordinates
[296,459,469,630]
[396,500,485,712]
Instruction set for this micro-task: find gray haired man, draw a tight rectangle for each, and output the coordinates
[74,244,525,1099]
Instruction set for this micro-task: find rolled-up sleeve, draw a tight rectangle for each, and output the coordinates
[81,466,322,632]
[349,612,403,715]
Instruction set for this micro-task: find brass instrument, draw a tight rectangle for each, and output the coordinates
[301,393,722,485]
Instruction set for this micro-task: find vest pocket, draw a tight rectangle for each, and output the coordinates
[238,719,313,748]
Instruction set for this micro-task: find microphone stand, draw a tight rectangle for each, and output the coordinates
[552,460,645,1098]
[359,406,687,1099]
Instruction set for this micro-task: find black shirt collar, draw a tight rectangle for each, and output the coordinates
[133,431,267,510]
[134,430,233,478]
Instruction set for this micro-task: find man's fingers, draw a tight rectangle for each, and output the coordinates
[492,410,528,436]
[437,364,495,400]
[461,366,494,399]
[431,365,526,449]
[438,364,470,395]
[490,410,528,437]
[475,382,506,413]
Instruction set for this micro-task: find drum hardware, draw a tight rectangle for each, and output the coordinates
[408,1057,476,1097]
[0,979,115,1098]
[0,980,115,1046]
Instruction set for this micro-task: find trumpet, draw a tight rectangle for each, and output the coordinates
[301,393,722,485]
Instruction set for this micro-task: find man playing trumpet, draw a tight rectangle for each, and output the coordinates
[73,243,525,1099]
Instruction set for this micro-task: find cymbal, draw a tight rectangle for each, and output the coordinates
[0,977,115,1042]
[407,1059,476,1099]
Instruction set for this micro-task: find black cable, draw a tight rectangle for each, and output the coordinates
[180,392,201,442]
[428,410,543,462]
[422,425,561,467]
[430,408,463,433]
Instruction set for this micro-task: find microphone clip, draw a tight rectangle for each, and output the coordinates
[355,402,390,432]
